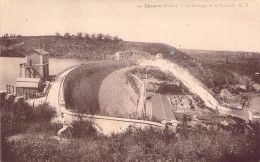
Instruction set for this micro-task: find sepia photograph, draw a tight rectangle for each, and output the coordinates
[0,0,260,161]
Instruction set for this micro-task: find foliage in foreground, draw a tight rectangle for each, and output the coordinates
[1,100,59,161]
[1,98,260,162]
[3,122,260,162]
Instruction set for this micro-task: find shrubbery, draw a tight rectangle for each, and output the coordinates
[3,122,260,161]
[71,120,97,139]
[1,98,58,161]
[1,97,260,161]
[1,102,57,136]
[156,82,189,95]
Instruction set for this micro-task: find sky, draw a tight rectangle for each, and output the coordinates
[0,0,260,52]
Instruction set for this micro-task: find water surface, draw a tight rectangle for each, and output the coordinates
[0,57,88,90]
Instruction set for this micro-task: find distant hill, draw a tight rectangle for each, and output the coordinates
[1,36,259,93]
[178,48,260,88]
[179,49,260,61]
[0,36,183,59]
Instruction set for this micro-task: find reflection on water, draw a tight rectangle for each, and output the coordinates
[0,57,88,90]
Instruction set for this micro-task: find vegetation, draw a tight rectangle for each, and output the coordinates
[71,120,97,139]
[1,97,60,161]
[179,49,260,88]
[3,122,260,161]
[1,100,57,138]
[1,96,260,161]
[0,34,176,59]
[156,82,189,95]
[130,66,173,81]
[63,60,136,114]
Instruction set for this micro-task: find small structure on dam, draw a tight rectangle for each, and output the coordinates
[15,48,50,97]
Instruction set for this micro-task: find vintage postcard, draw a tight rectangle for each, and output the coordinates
[0,0,259,161]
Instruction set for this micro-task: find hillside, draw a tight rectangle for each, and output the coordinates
[1,36,259,96]
[179,49,260,85]
[0,36,180,59]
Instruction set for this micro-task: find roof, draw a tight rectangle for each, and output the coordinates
[16,77,42,83]
[26,49,49,55]
[16,77,42,88]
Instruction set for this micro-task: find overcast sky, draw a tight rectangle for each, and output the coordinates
[1,0,260,52]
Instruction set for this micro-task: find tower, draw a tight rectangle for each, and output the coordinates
[20,49,49,81]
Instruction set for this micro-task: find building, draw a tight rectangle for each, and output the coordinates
[16,77,44,96]
[15,49,50,96]
[23,49,49,81]
[19,49,49,81]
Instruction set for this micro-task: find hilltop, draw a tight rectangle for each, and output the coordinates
[0,36,181,59]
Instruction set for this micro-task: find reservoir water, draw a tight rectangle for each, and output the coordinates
[0,57,88,90]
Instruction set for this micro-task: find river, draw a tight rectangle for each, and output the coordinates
[0,57,89,90]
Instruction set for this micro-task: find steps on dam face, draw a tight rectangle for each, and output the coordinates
[151,94,176,120]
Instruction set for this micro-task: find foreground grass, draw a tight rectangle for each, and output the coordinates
[63,60,136,114]
[3,123,260,162]
[1,98,260,162]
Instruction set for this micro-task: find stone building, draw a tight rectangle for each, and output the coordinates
[16,49,50,96]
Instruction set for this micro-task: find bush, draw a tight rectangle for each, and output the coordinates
[28,103,56,123]
[6,136,61,162]
[1,100,58,161]
[156,82,188,94]
[1,102,33,137]
[1,102,57,137]
[3,123,260,161]
[71,120,97,139]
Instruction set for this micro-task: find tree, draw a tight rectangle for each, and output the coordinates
[77,32,83,38]
[103,34,112,41]
[1,33,11,46]
[3,33,9,38]
[113,36,120,42]
[64,32,70,38]
[91,33,96,39]
[55,32,61,37]
[96,33,103,40]
[85,33,90,39]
